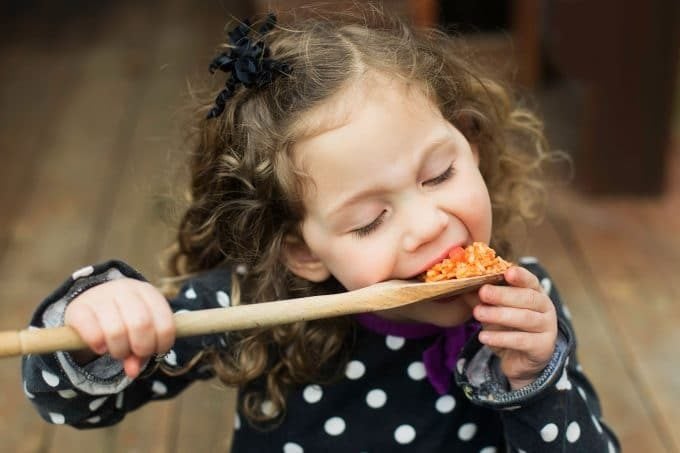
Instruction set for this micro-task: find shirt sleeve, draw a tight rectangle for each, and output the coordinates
[454,258,620,452]
[21,260,233,429]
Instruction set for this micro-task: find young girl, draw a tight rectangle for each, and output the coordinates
[22,10,619,452]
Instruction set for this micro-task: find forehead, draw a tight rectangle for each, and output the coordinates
[292,73,433,145]
[291,74,448,206]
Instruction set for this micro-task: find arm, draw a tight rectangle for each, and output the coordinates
[455,260,620,452]
[21,260,231,428]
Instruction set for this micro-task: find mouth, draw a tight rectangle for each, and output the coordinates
[413,243,469,278]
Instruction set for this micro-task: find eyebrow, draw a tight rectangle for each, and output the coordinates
[325,133,456,219]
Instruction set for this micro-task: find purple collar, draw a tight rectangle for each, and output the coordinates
[355,313,479,394]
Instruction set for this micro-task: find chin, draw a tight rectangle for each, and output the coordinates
[420,303,473,328]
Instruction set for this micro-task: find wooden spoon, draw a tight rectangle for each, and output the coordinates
[0,272,504,358]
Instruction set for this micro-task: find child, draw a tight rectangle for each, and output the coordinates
[22,9,619,452]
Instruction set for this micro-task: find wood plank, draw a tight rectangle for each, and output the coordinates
[0,2,105,451]
[549,191,680,452]
[0,0,171,451]
[83,1,244,450]
[39,1,177,451]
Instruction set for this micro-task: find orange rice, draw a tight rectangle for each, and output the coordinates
[423,242,512,282]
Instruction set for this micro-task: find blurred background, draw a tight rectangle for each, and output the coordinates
[0,0,677,451]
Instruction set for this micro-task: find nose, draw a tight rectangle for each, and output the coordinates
[401,195,448,252]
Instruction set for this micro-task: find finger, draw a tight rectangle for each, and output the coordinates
[138,284,176,354]
[478,284,552,313]
[116,295,157,358]
[65,304,107,355]
[123,355,144,379]
[474,304,546,333]
[504,266,541,292]
[91,299,129,360]
[478,329,539,353]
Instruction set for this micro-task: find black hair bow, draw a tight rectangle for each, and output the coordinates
[207,14,291,119]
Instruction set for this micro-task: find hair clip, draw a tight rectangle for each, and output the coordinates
[207,14,292,119]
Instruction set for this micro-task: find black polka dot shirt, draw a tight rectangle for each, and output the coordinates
[22,260,619,452]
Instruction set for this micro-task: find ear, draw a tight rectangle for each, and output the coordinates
[281,235,331,282]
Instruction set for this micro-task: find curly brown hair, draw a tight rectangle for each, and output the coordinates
[162,6,558,426]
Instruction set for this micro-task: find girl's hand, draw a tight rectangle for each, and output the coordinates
[472,266,557,390]
[64,278,176,379]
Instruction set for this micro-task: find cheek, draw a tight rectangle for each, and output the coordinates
[327,241,396,290]
[459,173,492,242]
[302,222,397,290]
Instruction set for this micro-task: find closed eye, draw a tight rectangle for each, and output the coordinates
[424,164,454,186]
[352,210,386,238]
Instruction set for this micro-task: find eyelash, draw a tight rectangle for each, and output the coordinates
[353,210,386,238]
[351,165,454,238]
[424,164,454,186]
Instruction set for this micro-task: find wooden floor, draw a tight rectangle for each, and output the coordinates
[0,1,678,451]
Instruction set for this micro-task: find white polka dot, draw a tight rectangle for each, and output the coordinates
[234,413,241,430]
[28,325,40,331]
[184,287,197,299]
[540,277,552,294]
[518,450,527,453]
[480,448,497,453]
[608,441,616,453]
[49,412,65,424]
[394,424,416,444]
[23,381,34,399]
[555,367,572,391]
[261,400,275,416]
[435,394,456,413]
[58,389,77,399]
[385,335,405,350]
[115,392,124,409]
[89,397,108,411]
[519,256,538,264]
[458,422,477,441]
[235,264,248,275]
[324,417,346,436]
[365,389,387,408]
[106,268,123,280]
[591,415,603,434]
[216,290,230,307]
[566,421,581,443]
[86,416,101,424]
[72,266,94,280]
[456,358,466,374]
[345,360,365,379]
[175,309,190,315]
[151,381,167,396]
[302,385,323,404]
[41,370,59,387]
[283,442,304,453]
[163,349,178,367]
[577,386,587,401]
[540,423,559,442]
[407,361,426,380]
[562,304,573,320]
